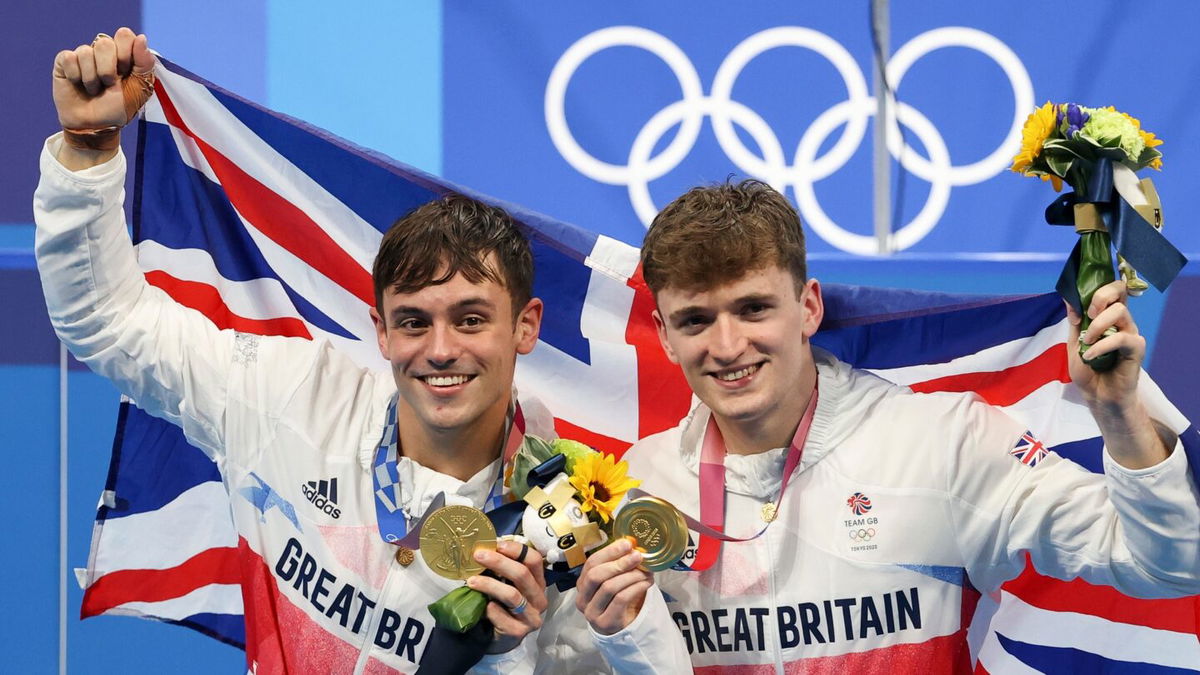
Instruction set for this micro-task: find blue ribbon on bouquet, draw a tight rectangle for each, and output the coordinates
[1044,157,1186,315]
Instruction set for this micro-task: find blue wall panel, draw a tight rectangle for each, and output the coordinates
[3,365,60,670]
[267,0,442,174]
[143,0,268,104]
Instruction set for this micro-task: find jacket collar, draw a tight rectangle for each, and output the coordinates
[676,347,851,499]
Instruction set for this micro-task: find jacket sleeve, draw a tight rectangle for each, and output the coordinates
[33,134,313,461]
[945,391,1200,598]
[518,584,688,674]
[473,636,535,675]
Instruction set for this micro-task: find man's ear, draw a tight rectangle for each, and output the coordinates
[370,306,389,360]
[515,297,544,355]
[800,278,824,339]
[652,309,680,364]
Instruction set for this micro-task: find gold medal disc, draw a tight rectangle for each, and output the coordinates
[613,497,689,572]
[418,505,497,580]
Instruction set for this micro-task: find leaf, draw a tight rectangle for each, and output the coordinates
[1044,153,1073,178]
[428,586,490,634]
[1136,147,1163,170]
[1095,146,1129,162]
[510,434,557,500]
[1076,231,1118,372]
[1045,139,1095,162]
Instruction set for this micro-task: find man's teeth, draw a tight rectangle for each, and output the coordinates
[425,375,470,387]
[717,365,758,381]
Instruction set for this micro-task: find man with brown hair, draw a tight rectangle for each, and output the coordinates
[36,28,566,673]
[576,179,1200,672]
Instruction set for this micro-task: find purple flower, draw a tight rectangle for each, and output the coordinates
[1060,103,1090,139]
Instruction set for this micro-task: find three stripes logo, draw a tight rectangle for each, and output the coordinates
[301,478,342,519]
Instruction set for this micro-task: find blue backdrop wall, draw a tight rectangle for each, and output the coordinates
[4,2,1197,671]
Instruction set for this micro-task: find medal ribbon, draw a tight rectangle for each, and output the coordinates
[673,386,818,572]
[372,394,526,546]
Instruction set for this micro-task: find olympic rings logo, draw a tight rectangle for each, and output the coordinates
[545,26,1034,254]
[849,528,877,542]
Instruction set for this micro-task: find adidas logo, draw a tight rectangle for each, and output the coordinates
[301,478,342,519]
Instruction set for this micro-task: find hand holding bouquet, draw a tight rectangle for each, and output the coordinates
[1011,102,1184,370]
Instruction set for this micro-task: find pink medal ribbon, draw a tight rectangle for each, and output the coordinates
[631,386,818,572]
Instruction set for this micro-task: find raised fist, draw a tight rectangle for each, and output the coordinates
[52,27,155,151]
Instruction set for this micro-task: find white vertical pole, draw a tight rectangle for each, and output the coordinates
[59,342,69,675]
[872,0,892,255]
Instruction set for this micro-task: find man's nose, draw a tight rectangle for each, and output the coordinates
[709,315,747,363]
[425,322,460,368]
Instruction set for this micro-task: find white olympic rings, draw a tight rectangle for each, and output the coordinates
[545,25,1034,254]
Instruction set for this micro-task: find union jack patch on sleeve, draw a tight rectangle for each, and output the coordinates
[1009,431,1049,467]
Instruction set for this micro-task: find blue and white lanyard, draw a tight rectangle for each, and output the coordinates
[372,394,520,544]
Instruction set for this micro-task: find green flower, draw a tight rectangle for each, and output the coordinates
[1081,106,1145,161]
[552,438,595,474]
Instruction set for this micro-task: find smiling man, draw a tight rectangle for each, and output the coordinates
[576,179,1200,673]
[36,28,563,674]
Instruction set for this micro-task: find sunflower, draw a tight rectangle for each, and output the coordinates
[569,452,641,523]
[1010,101,1059,175]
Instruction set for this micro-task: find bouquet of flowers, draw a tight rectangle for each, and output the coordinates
[1011,102,1183,370]
[428,436,640,634]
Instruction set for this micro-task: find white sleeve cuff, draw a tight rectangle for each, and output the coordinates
[42,133,126,185]
[475,634,533,674]
[1103,435,1187,479]
[590,586,689,674]
[1103,434,1200,594]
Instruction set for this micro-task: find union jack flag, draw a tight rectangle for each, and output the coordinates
[1009,431,1049,467]
[847,492,873,516]
[77,56,1200,673]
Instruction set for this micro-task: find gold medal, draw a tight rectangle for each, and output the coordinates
[614,497,689,572]
[760,502,778,523]
[418,505,497,580]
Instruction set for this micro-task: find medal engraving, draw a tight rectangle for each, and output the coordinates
[419,505,497,580]
[615,497,688,572]
[630,516,662,548]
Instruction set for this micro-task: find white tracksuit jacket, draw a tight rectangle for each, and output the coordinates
[590,349,1200,673]
[34,135,695,674]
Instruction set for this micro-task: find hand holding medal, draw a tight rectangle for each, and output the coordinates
[422,435,641,643]
[613,497,688,572]
[416,502,548,674]
[575,496,689,635]
[578,387,820,636]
